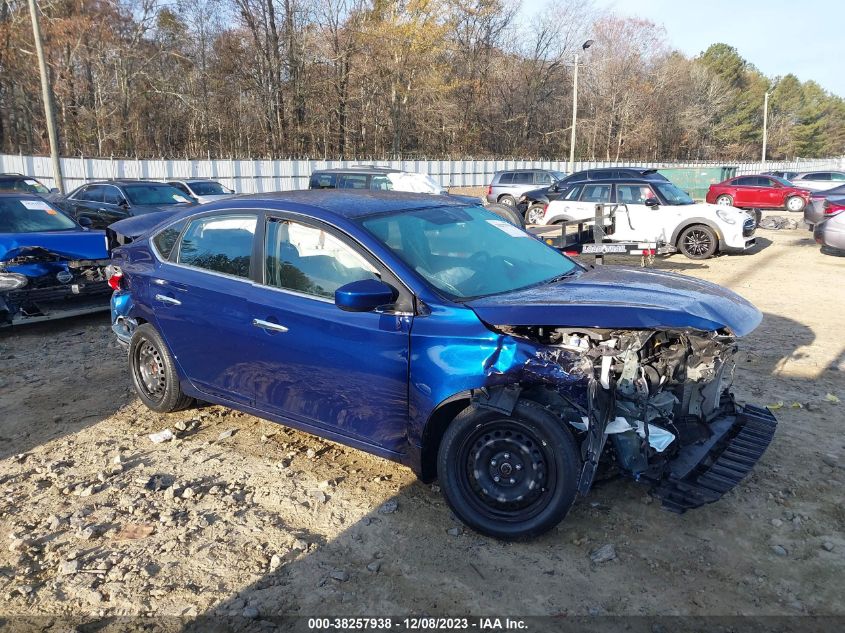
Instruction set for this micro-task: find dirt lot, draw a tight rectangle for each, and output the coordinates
[1,220,844,622]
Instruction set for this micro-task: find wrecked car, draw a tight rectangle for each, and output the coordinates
[107,191,776,540]
[1,193,111,327]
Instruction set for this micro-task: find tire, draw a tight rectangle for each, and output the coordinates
[129,323,194,413]
[785,195,805,212]
[677,224,718,260]
[525,203,546,225]
[715,194,733,207]
[752,209,762,227]
[485,202,526,228]
[436,399,579,540]
[498,195,516,207]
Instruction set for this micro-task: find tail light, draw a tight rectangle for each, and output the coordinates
[105,265,124,290]
[824,201,845,216]
[487,184,492,196]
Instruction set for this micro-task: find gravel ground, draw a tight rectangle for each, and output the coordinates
[1,220,843,623]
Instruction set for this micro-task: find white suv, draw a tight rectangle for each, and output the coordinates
[539,180,755,259]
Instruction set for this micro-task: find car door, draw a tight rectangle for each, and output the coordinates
[574,182,612,222]
[68,185,109,228]
[757,177,784,208]
[151,211,259,405]
[730,176,756,206]
[99,184,131,225]
[244,214,412,452]
[612,183,666,241]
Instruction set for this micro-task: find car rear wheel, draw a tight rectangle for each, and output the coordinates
[525,204,546,225]
[437,400,579,540]
[485,202,526,228]
[129,323,194,413]
[716,194,733,207]
[498,195,516,207]
[678,224,718,259]
[786,195,806,212]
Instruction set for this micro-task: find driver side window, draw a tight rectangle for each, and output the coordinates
[264,219,379,300]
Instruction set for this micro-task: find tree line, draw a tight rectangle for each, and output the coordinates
[1,0,843,161]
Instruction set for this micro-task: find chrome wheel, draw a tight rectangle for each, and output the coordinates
[457,420,554,520]
[135,340,166,399]
[526,205,545,224]
[499,196,516,207]
[716,195,733,206]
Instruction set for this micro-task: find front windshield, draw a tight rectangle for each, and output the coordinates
[551,171,567,181]
[654,182,694,205]
[771,176,794,187]
[0,198,78,233]
[124,184,193,205]
[189,181,230,196]
[361,206,579,299]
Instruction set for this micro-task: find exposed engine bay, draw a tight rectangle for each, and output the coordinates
[476,325,777,511]
[0,248,111,326]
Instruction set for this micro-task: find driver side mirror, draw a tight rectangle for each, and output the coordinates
[118,199,129,208]
[644,197,660,208]
[50,187,59,194]
[335,279,398,312]
[78,216,93,229]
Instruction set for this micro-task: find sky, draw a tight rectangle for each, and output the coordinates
[521,0,842,97]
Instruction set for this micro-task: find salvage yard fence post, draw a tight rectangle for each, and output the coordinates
[3,153,843,194]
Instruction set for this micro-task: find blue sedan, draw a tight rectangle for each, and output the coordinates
[107,191,776,539]
[1,193,110,326]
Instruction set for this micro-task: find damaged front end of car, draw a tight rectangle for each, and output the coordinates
[472,324,776,513]
[0,246,111,326]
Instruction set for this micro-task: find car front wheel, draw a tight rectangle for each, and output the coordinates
[129,323,194,413]
[525,204,546,225]
[678,224,718,259]
[437,400,579,540]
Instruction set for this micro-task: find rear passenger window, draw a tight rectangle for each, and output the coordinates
[498,173,514,185]
[152,220,187,260]
[581,184,611,203]
[311,173,336,189]
[337,174,368,189]
[535,172,552,185]
[177,214,256,278]
[513,172,533,184]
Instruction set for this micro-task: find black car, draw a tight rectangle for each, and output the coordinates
[63,180,196,229]
[517,168,670,223]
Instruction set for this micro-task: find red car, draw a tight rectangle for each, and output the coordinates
[706,175,810,212]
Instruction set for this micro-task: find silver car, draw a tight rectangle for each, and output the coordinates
[486,169,566,207]
[813,204,845,255]
[789,171,845,192]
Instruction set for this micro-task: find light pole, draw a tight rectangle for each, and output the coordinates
[762,91,770,165]
[26,0,64,193]
[569,39,593,170]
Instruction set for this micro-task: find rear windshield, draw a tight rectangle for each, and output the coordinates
[0,178,50,194]
[124,184,192,205]
[0,198,78,233]
[188,181,230,196]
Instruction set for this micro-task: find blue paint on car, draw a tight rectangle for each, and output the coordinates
[108,190,776,538]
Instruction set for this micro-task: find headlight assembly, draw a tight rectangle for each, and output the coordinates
[716,209,737,225]
[0,273,29,291]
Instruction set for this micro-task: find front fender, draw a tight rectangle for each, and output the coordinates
[670,217,725,245]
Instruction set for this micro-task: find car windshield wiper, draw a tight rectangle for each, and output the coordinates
[545,269,581,284]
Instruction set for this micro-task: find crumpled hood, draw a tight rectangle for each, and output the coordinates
[466,266,762,337]
[0,230,108,262]
[0,230,109,280]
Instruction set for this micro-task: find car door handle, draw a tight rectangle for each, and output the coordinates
[155,294,181,306]
[252,318,289,333]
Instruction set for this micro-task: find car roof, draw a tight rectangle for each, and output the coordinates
[159,190,470,223]
[495,168,552,174]
[311,166,403,175]
[566,178,663,186]
[81,179,175,186]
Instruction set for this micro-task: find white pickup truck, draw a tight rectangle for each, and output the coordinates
[538,179,756,259]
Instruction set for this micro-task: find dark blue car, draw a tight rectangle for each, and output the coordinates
[0,193,111,327]
[107,191,776,539]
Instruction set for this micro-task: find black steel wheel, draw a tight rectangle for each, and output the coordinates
[129,323,194,413]
[678,224,718,259]
[437,400,579,540]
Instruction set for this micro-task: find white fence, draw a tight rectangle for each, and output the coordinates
[2,153,843,193]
